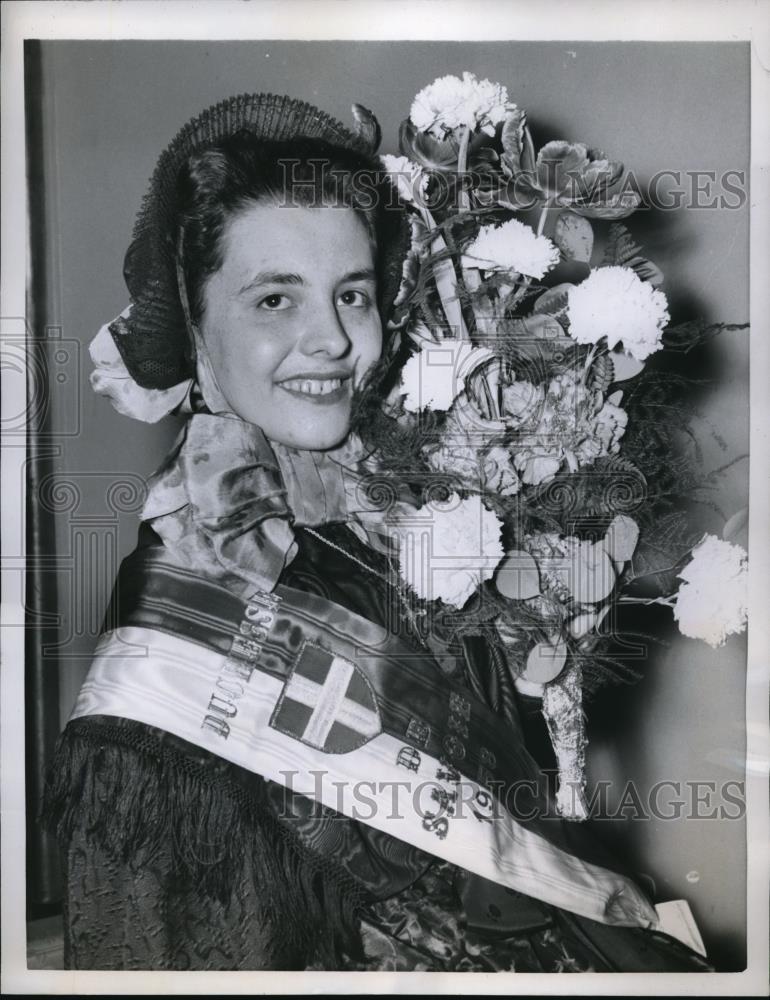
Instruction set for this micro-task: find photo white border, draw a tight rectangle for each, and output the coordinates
[2,1,768,995]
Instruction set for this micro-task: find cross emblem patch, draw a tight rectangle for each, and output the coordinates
[270,641,381,753]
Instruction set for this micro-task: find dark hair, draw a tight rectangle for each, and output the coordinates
[176,132,403,326]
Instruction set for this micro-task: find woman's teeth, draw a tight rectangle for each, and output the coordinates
[281,377,345,396]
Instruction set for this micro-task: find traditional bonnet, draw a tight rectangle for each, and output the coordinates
[105,92,409,396]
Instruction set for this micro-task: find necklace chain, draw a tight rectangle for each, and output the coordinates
[303,526,431,652]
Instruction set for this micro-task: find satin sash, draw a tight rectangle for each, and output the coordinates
[71,545,657,930]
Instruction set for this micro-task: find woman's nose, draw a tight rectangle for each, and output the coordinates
[299,300,352,358]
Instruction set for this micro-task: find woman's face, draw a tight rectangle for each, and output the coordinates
[199,201,382,450]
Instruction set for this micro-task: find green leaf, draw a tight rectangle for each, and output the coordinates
[399,119,458,173]
[626,255,664,287]
[497,188,546,211]
[568,611,598,638]
[495,615,524,648]
[602,514,640,562]
[523,638,568,683]
[567,191,641,219]
[584,150,624,190]
[610,348,646,381]
[501,108,527,162]
[588,352,614,393]
[515,676,546,697]
[495,550,541,599]
[601,223,640,266]
[500,313,576,374]
[425,228,469,339]
[535,141,590,197]
[531,283,574,321]
[662,320,749,353]
[574,545,617,603]
[596,605,611,630]
[723,506,748,541]
[553,211,594,263]
[514,310,570,339]
[521,126,537,176]
[351,103,381,153]
[470,147,499,167]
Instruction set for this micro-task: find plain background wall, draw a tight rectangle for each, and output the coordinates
[29,39,749,967]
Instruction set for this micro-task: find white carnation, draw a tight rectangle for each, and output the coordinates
[410,71,512,139]
[482,445,521,497]
[392,494,505,608]
[400,338,491,412]
[509,371,627,484]
[573,401,628,465]
[463,220,560,280]
[673,533,748,648]
[567,266,670,361]
[380,154,428,205]
[502,379,544,425]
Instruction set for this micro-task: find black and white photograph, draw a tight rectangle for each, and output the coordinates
[2,1,768,994]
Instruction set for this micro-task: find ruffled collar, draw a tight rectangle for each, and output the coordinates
[141,412,391,597]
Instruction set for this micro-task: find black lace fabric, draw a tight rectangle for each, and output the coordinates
[63,836,293,971]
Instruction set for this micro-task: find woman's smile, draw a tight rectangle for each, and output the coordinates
[276,370,351,403]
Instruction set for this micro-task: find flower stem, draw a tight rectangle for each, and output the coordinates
[505,200,554,313]
[507,274,532,311]
[536,199,552,237]
[456,126,471,214]
[581,344,600,384]
[625,552,691,584]
[618,595,677,608]
[420,204,471,341]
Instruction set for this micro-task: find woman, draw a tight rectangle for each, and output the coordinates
[44,92,712,973]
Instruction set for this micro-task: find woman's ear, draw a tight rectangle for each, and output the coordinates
[191,321,234,417]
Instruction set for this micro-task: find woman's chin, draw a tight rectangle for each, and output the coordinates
[289,430,350,451]
[263,413,352,451]
[230,386,355,451]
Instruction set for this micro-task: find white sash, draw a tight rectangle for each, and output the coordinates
[71,623,658,930]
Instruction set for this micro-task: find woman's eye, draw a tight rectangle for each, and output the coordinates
[337,289,371,308]
[258,293,292,311]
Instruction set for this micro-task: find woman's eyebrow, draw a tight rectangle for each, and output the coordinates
[238,268,376,296]
[340,268,377,284]
[238,271,304,295]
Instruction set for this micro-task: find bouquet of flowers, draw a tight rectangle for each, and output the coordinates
[362,72,748,818]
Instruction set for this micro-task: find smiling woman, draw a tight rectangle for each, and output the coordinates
[41,91,715,973]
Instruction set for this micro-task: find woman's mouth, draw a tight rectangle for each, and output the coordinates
[277,374,350,404]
